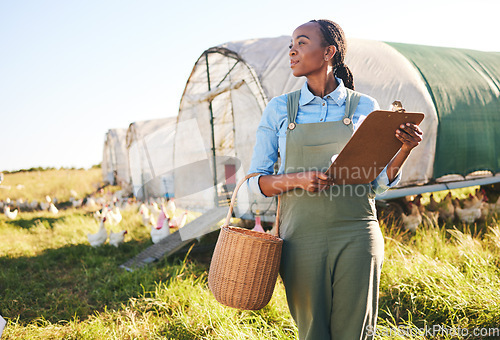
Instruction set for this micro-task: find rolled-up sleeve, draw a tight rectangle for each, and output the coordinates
[370,166,401,195]
[247,98,280,197]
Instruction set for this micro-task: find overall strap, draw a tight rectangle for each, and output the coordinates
[345,88,361,119]
[287,88,360,127]
[286,90,301,125]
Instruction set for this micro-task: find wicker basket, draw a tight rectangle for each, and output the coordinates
[208,173,283,310]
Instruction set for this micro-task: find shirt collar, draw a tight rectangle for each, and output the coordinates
[299,77,347,107]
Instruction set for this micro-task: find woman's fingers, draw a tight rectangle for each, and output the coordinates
[396,123,423,151]
[396,124,422,138]
[315,172,332,189]
[299,171,333,192]
[316,172,330,181]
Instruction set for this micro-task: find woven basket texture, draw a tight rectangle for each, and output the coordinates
[208,226,283,310]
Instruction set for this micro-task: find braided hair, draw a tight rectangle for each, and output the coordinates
[309,19,355,90]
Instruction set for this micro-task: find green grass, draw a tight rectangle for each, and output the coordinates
[1,209,160,322]
[379,220,500,338]
[0,168,103,202]
[1,169,500,339]
[2,209,500,339]
[0,207,297,339]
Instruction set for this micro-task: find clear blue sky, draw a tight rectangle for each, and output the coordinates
[1,0,499,172]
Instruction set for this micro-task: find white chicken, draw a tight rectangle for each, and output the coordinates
[85,198,99,211]
[40,201,50,211]
[105,206,122,225]
[151,210,170,244]
[38,195,52,211]
[29,200,39,210]
[480,202,490,218]
[109,230,127,247]
[150,202,162,222]
[87,217,108,247]
[139,203,149,215]
[16,199,27,210]
[49,203,59,215]
[139,203,155,227]
[463,193,483,210]
[170,210,188,230]
[93,209,103,222]
[165,199,176,219]
[401,202,422,232]
[4,206,18,219]
[453,199,481,224]
[70,196,83,208]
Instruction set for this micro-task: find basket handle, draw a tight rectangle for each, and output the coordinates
[223,173,281,237]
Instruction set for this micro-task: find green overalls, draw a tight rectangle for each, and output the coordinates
[279,89,384,340]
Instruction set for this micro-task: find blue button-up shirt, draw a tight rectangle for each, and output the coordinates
[247,78,401,197]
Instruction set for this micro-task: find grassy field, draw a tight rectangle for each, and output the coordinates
[0,168,103,203]
[1,170,500,339]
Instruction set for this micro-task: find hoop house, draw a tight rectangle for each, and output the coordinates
[126,117,176,201]
[102,128,129,187]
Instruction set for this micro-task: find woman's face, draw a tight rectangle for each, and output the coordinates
[289,22,330,78]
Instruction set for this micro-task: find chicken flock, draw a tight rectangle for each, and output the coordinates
[400,189,500,232]
[1,189,189,247]
[2,186,500,243]
[0,194,70,216]
[87,196,188,247]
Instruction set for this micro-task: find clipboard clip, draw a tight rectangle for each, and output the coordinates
[390,100,406,113]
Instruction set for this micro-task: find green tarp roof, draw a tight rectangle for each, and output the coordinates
[388,43,500,179]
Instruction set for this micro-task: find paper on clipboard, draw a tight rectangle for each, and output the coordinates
[325,110,424,184]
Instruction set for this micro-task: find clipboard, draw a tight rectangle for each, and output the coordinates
[325,110,424,184]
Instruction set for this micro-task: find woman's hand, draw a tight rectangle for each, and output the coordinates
[259,171,333,197]
[385,122,423,183]
[295,171,333,192]
[396,123,423,154]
